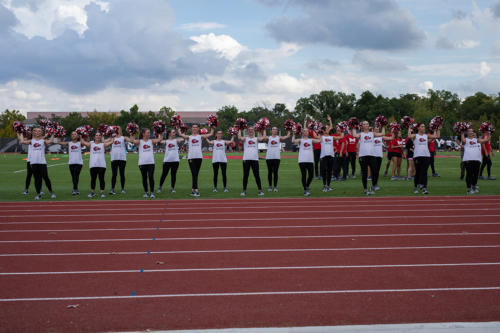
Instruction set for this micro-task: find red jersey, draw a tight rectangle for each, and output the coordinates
[341,137,347,154]
[428,136,435,153]
[391,138,403,154]
[481,134,491,155]
[309,131,321,150]
[345,134,358,153]
[333,139,340,153]
[386,133,396,153]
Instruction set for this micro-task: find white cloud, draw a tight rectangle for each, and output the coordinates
[419,81,433,91]
[435,13,480,50]
[179,22,226,31]
[352,50,407,71]
[190,33,245,61]
[480,61,491,77]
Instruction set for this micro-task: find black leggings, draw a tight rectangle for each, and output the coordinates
[31,164,53,194]
[213,162,227,188]
[480,155,492,177]
[334,154,345,178]
[111,160,126,190]
[90,167,106,191]
[159,162,179,189]
[299,162,314,190]
[188,158,202,189]
[266,159,280,187]
[313,148,321,177]
[348,152,356,175]
[465,160,480,188]
[139,164,155,193]
[342,155,349,178]
[321,156,334,186]
[372,157,382,186]
[25,162,33,190]
[243,160,262,191]
[359,156,376,190]
[414,157,430,188]
[69,164,82,190]
[430,151,436,174]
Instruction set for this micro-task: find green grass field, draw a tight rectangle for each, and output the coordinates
[0,152,499,201]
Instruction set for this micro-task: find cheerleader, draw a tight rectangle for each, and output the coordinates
[407,123,441,194]
[17,128,56,200]
[344,131,358,178]
[106,126,132,195]
[479,130,496,180]
[428,131,439,177]
[58,131,83,195]
[158,129,184,194]
[22,130,34,195]
[371,127,392,190]
[317,115,344,192]
[238,127,264,196]
[129,128,164,198]
[261,126,290,192]
[81,131,112,198]
[177,125,214,197]
[350,121,386,195]
[461,128,490,194]
[205,130,235,192]
[292,129,322,196]
[386,131,404,180]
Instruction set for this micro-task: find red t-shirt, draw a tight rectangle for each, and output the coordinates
[482,134,491,155]
[391,138,403,154]
[341,137,347,154]
[345,134,358,153]
[333,139,340,153]
[309,131,321,150]
[428,136,435,153]
[385,133,396,153]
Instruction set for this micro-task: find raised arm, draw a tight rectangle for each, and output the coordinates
[44,135,55,145]
[325,115,333,134]
[201,127,214,140]
[151,132,164,145]
[477,135,490,144]
[260,129,268,142]
[428,129,440,140]
[17,133,31,145]
[80,137,91,148]
[205,136,214,145]
[291,134,300,145]
[129,135,140,145]
[237,130,246,142]
[280,131,291,140]
[351,128,361,139]
[331,132,344,140]
[407,128,416,140]
[224,136,235,145]
[177,128,189,139]
[374,127,385,137]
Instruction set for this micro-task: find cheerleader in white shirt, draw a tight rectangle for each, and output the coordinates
[59,131,84,195]
[316,115,344,192]
[407,123,440,194]
[22,130,34,195]
[461,128,490,194]
[177,124,214,197]
[292,128,322,196]
[238,127,264,196]
[158,129,184,194]
[260,127,290,192]
[81,131,112,198]
[105,126,132,195]
[129,128,164,198]
[206,130,234,192]
[17,127,56,200]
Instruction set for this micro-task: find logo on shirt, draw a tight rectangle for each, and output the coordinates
[114,140,120,145]
[168,143,175,148]
[470,141,476,145]
[303,142,310,147]
[93,146,101,151]
[71,145,78,150]
[349,138,356,143]
[192,139,199,144]
[33,143,41,148]
[271,140,278,145]
[143,144,151,149]
[374,139,380,144]
[248,140,256,145]
[364,136,370,140]
[324,138,331,143]
[216,143,223,147]
[419,138,426,142]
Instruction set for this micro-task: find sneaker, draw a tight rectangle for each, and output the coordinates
[383,171,388,177]
[88,192,95,198]
[432,173,440,177]
[22,189,29,195]
[407,176,413,180]
[240,191,246,197]
[150,193,155,198]
[74,190,80,195]
[473,188,479,193]
[391,176,398,181]
[467,188,473,195]
[479,176,485,180]
[109,189,116,195]
[327,187,333,191]
[273,188,278,192]
[144,193,150,198]
[258,190,265,196]
[191,191,200,197]
[157,187,162,193]
[367,177,372,181]
[418,184,423,190]
[422,188,429,195]
[351,174,356,179]
[413,188,419,194]
[373,185,380,191]
[50,192,56,199]
[322,186,327,192]
[224,188,229,193]
[487,176,496,180]
[121,189,126,194]
[331,176,336,181]
[171,188,176,193]
[268,186,273,192]
[35,194,41,200]
[40,191,45,195]
[364,189,370,196]
[304,191,311,196]
[100,193,106,198]
[72,190,77,195]
[213,188,218,193]
[369,189,376,195]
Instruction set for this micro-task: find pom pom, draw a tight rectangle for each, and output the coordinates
[170,114,182,128]
[292,122,303,136]
[235,118,248,131]
[283,119,295,131]
[316,122,327,135]
[453,122,471,135]
[12,121,25,134]
[306,120,318,131]
[401,116,414,129]
[126,122,139,136]
[105,125,120,137]
[153,120,166,137]
[206,114,219,128]
[409,122,419,133]
[53,124,66,138]
[199,128,208,135]
[22,125,32,137]
[347,117,359,129]
[429,116,443,131]
[76,126,88,138]
[84,125,93,137]
[374,115,388,128]
[256,117,270,132]
[38,119,49,128]
[179,122,189,134]
[228,126,238,136]
[390,122,401,134]
[480,121,495,134]
[97,123,109,135]
[336,121,348,132]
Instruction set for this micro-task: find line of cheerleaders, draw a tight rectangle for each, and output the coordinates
[17,117,494,199]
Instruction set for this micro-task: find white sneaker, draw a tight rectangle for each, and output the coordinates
[304,191,311,196]
[22,189,29,195]
[213,188,218,193]
[374,185,380,191]
[88,192,95,198]
[143,193,149,198]
[273,188,278,192]
[121,189,126,194]
[327,187,333,191]
[322,187,327,192]
[157,187,162,193]
[171,188,176,193]
[258,190,264,196]
[100,193,106,198]
[150,193,155,198]
[267,186,272,192]
[109,189,116,195]
[35,194,41,200]
[224,188,229,193]
[413,188,419,194]
[50,192,56,199]
[240,191,246,197]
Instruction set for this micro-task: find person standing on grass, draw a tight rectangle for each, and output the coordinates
[81,131,112,198]
[405,135,415,180]
[479,131,496,180]
[332,127,346,181]
[350,121,385,195]
[371,127,392,191]
[386,131,404,180]
[205,129,235,193]
[428,131,440,177]
[292,129,322,196]
[407,123,441,195]
[344,131,358,178]
[129,128,164,198]
[238,126,264,197]
[461,128,490,194]
[177,124,214,197]
[106,126,132,195]
[311,128,322,180]
[58,131,83,195]
[158,129,184,194]
[261,126,290,192]
[17,128,56,200]
[315,115,344,192]
[21,130,34,195]
[383,132,394,177]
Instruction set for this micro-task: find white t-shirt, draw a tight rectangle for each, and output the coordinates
[30,139,46,165]
[320,135,334,158]
[414,134,430,158]
[372,136,383,158]
[138,139,154,165]
[68,141,83,165]
[463,138,482,162]
[163,139,180,163]
[358,132,374,158]
[243,137,259,161]
[212,140,227,163]
[89,142,106,168]
[298,139,314,163]
[188,135,202,159]
[266,136,281,160]
[110,136,126,161]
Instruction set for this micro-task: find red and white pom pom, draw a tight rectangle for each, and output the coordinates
[307,120,318,131]
[199,128,208,135]
[105,125,117,137]
[84,125,93,137]
[235,118,248,131]
[179,122,189,134]
[453,122,471,135]
[126,122,139,136]
[401,116,414,129]
[292,122,303,136]
[336,121,348,132]
[429,116,443,131]
[22,125,32,137]
[409,122,419,133]
[227,126,238,136]
[53,124,66,137]
[153,120,166,137]
[256,117,270,131]
[374,115,388,128]
[316,122,327,135]
[480,121,495,134]
[206,114,219,128]
[283,119,295,131]
[97,123,109,135]
[254,122,264,133]
[76,126,88,138]
[390,122,401,133]
[170,114,182,128]
[38,119,49,128]
[12,121,24,134]
[347,117,359,129]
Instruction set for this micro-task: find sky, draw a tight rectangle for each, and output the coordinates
[0,0,499,113]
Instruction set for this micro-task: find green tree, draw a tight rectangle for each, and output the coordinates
[87,110,118,131]
[0,109,26,138]
[216,105,239,131]
[60,112,88,134]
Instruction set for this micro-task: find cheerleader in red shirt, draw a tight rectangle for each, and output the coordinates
[428,130,439,177]
[479,131,496,180]
[386,131,404,180]
[344,132,358,178]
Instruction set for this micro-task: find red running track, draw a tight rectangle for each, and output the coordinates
[1,196,500,332]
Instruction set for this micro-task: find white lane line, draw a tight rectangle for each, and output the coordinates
[2,262,500,275]
[2,207,500,218]
[12,161,70,173]
[2,245,500,257]
[2,214,500,225]
[2,286,500,302]
[2,222,500,233]
[1,232,500,243]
